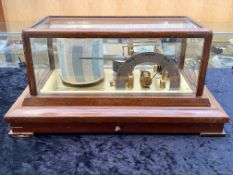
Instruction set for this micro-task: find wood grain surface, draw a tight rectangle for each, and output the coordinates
[4,86,229,136]
[2,0,233,31]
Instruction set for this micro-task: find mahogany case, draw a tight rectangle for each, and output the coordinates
[4,16,229,136]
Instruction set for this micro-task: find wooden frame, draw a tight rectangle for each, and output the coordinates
[5,16,229,136]
[5,86,229,136]
[22,16,212,97]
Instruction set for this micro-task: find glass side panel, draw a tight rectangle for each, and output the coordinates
[183,38,204,88]
[30,38,203,96]
[30,38,51,93]
[35,17,198,29]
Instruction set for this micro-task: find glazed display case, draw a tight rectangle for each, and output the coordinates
[0,31,24,67]
[210,33,233,68]
[0,22,33,67]
[204,22,233,68]
[5,16,229,137]
[30,37,201,96]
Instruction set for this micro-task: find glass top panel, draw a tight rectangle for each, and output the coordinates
[34,17,199,30]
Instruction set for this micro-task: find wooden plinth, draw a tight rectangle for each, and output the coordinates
[4,86,229,137]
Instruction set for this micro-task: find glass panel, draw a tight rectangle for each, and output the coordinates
[183,38,204,90]
[35,17,198,29]
[29,37,203,96]
[30,38,51,93]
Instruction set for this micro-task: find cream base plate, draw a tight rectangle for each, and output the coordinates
[40,68,193,95]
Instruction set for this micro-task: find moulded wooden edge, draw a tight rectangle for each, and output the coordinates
[22,94,211,107]
[4,86,229,136]
[9,123,225,137]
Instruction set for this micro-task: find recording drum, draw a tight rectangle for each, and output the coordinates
[57,38,104,85]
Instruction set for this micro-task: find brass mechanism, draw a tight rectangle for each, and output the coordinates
[153,64,158,73]
[110,81,114,87]
[161,70,169,80]
[140,70,152,88]
[157,65,163,73]
[110,74,134,89]
[127,73,134,89]
[127,43,134,56]
[159,70,168,89]
[159,79,166,89]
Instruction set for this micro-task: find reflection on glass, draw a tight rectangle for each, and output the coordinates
[184,38,204,86]
[35,17,198,29]
[30,38,203,96]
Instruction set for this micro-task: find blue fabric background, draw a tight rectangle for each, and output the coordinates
[0,68,232,175]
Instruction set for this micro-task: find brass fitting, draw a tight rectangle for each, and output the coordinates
[140,70,152,88]
[127,43,134,56]
[127,73,134,89]
[159,79,166,89]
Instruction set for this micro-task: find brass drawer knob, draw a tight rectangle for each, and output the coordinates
[115,125,121,132]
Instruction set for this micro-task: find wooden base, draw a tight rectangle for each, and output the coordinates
[5,86,229,137]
